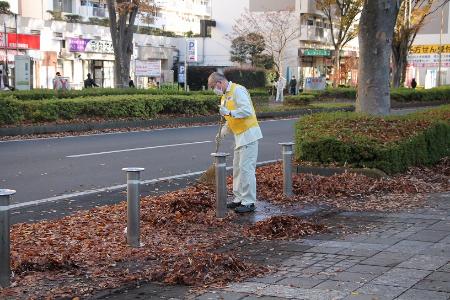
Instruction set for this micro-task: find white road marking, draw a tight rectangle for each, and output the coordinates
[9,159,280,210]
[0,118,296,143]
[66,141,212,158]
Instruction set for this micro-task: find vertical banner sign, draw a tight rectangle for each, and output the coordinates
[178,64,185,83]
[187,40,197,62]
[14,55,31,90]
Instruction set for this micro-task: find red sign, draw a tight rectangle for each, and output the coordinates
[0,33,40,50]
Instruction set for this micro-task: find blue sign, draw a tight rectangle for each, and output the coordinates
[178,64,185,83]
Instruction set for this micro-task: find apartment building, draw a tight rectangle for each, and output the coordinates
[199,0,358,88]
[407,0,450,88]
[0,0,212,89]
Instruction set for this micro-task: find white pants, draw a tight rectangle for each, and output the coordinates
[275,88,284,102]
[232,141,258,206]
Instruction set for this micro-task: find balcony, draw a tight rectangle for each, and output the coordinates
[78,6,108,20]
[300,25,332,43]
[298,0,323,15]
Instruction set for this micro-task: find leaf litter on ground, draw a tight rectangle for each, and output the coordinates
[1,158,449,299]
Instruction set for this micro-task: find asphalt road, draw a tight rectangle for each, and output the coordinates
[0,118,297,206]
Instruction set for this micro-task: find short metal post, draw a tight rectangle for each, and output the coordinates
[211,152,229,218]
[279,142,294,197]
[0,189,15,288]
[122,168,144,247]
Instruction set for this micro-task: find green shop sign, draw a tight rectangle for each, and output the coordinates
[303,49,331,56]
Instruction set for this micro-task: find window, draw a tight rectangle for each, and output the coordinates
[307,19,314,26]
[53,0,73,13]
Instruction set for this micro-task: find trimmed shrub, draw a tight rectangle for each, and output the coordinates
[0,97,24,125]
[284,94,315,106]
[186,66,217,91]
[0,95,219,124]
[223,67,266,89]
[295,105,450,174]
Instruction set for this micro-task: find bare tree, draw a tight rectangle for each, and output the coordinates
[106,0,156,88]
[392,0,449,88]
[230,9,299,79]
[356,0,403,115]
[316,0,363,87]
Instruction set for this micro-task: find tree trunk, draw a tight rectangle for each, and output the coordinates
[356,0,402,115]
[107,0,138,89]
[333,47,341,88]
[391,37,409,88]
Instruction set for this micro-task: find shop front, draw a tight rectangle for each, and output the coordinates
[0,32,41,88]
[136,45,175,88]
[67,38,115,88]
[406,44,450,88]
[299,48,331,89]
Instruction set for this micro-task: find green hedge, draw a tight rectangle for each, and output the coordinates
[284,94,315,106]
[390,86,450,102]
[0,95,218,124]
[295,105,450,174]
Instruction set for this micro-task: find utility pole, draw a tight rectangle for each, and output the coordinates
[184,37,188,91]
[4,22,8,78]
[438,3,444,86]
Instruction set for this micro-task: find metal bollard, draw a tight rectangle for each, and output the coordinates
[211,152,229,218]
[0,189,15,288]
[122,168,145,247]
[279,142,294,197]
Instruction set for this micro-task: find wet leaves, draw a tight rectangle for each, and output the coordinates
[245,216,327,240]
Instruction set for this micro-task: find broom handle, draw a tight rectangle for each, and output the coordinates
[215,116,224,153]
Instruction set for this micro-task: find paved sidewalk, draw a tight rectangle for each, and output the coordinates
[195,192,450,300]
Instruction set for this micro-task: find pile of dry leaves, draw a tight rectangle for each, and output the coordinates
[2,158,448,299]
[245,216,327,240]
[256,158,449,211]
[3,185,267,299]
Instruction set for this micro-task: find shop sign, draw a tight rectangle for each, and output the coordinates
[14,55,31,90]
[135,60,161,77]
[0,33,40,49]
[304,77,326,91]
[303,49,330,56]
[410,44,450,54]
[186,39,197,62]
[407,53,450,67]
[69,38,114,53]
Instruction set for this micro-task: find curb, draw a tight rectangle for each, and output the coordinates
[296,165,388,179]
[0,107,354,137]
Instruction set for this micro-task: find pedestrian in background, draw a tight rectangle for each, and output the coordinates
[289,75,297,95]
[275,76,286,102]
[129,76,135,88]
[411,78,417,89]
[84,73,99,88]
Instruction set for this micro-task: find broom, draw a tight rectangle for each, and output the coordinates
[197,116,225,187]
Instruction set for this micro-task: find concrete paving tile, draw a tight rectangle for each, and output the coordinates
[276,277,324,289]
[395,288,450,300]
[225,282,268,294]
[355,284,407,299]
[242,296,290,300]
[307,247,344,254]
[438,263,450,272]
[425,271,450,282]
[428,221,450,231]
[337,249,381,257]
[396,255,449,270]
[420,244,450,257]
[248,275,285,284]
[342,293,391,300]
[405,230,449,242]
[258,284,347,300]
[360,252,413,267]
[330,271,378,283]
[195,291,249,300]
[357,237,402,246]
[314,280,363,293]
[384,240,435,254]
[346,264,391,275]
[371,268,431,287]
[413,279,450,292]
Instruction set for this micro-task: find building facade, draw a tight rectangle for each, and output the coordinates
[407,0,450,88]
[201,0,358,89]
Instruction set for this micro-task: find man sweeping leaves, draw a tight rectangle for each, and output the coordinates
[208,72,263,213]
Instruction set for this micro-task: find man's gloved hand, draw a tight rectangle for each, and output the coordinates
[219,105,231,117]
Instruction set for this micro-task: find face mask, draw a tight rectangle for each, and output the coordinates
[214,87,223,96]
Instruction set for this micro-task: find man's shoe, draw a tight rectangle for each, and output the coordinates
[227,202,241,209]
[235,204,256,213]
